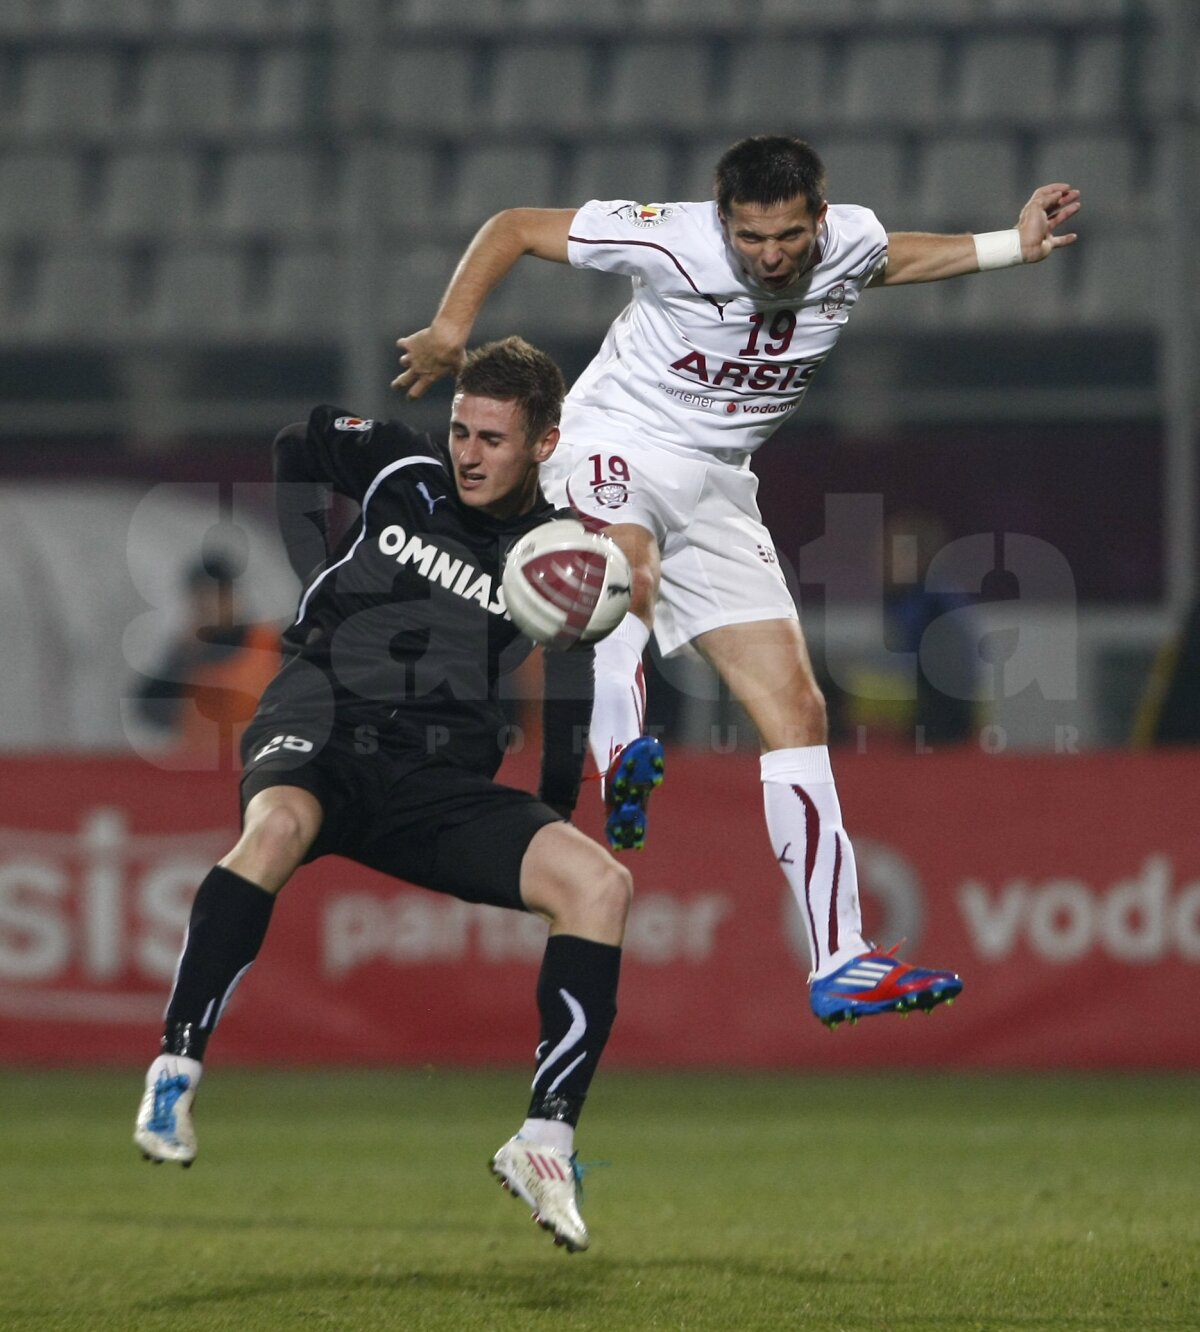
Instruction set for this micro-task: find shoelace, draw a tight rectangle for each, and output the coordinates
[571,1156,610,1199]
[147,1073,190,1134]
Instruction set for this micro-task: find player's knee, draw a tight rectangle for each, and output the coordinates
[565,855,632,939]
[553,850,632,935]
[624,563,657,620]
[592,856,634,927]
[799,681,828,741]
[243,801,314,864]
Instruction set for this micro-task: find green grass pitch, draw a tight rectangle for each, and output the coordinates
[1,1069,1197,1331]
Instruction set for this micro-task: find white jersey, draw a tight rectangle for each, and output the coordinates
[563,199,888,458]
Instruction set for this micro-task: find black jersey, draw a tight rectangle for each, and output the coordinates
[255,405,592,812]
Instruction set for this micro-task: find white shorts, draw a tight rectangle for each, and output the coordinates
[540,438,798,657]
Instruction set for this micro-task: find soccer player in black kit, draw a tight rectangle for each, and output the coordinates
[133,338,630,1253]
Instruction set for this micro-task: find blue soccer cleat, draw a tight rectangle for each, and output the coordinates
[604,736,665,851]
[809,944,963,1029]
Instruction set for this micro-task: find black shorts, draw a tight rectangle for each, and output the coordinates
[240,722,561,911]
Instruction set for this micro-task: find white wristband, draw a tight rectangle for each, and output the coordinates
[973,229,1024,271]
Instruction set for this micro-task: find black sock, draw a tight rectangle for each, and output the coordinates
[161,865,276,1061]
[527,934,622,1128]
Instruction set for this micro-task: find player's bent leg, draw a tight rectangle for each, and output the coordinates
[134,786,323,1166]
[222,785,324,893]
[585,523,662,802]
[696,618,965,1028]
[496,822,629,1250]
[519,820,632,944]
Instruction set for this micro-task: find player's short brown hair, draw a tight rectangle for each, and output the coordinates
[455,336,566,445]
[715,135,827,219]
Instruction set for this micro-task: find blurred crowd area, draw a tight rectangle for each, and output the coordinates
[0,0,1195,752]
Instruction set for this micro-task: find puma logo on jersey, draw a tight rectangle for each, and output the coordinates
[416,481,447,514]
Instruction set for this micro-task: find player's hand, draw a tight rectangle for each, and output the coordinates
[392,326,467,399]
[1017,183,1081,263]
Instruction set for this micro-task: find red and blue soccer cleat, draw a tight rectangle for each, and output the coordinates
[604,736,665,851]
[809,943,963,1029]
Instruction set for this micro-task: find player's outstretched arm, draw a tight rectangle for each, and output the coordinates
[393,208,576,399]
[873,183,1081,286]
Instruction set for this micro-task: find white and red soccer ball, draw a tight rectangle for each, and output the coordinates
[502,519,632,650]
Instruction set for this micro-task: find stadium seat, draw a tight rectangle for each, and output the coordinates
[957,250,1071,330]
[30,250,127,341]
[601,40,714,131]
[488,41,598,133]
[100,150,203,239]
[258,245,341,339]
[954,36,1060,125]
[724,39,830,133]
[920,134,1023,230]
[840,36,947,127]
[760,0,881,19]
[448,145,561,228]
[219,148,325,236]
[676,136,738,204]
[395,0,510,30]
[381,45,476,134]
[819,134,910,227]
[147,247,246,337]
[375,146,442,232]
[19,52,121,137]
[135,50,244,135]
[1133,29,1171,119]
[514,0,627,28]
[0,0,45,34]
[640,0,756,28]
[55,0,165,31]
[384,245,465,332]
[173,0,329,31]
[987,0,1126,18]
[1063,34,1129,120]
[0,152,83,239]
[479,259,623,342]
[1076,233,1159,327]
[565,143,677,209]
[250,48,326,132]
[874,0,986,18]
[851,275,953,333]
[1031,130,1142,224]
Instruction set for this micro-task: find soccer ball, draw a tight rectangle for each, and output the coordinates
[502,519,632,650]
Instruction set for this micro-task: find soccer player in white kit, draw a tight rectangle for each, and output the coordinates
[395,136,1081,1028]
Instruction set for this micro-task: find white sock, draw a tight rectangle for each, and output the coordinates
[519,1117,575,1155]
[590,613,650,783]
[761,745,868,980]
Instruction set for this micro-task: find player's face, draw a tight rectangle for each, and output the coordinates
[720,196,829,293]
[448,393,558,519]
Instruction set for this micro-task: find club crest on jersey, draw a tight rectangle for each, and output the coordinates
[820,284,847,319]
[334,416,374,432]
[612,203,673,229]
[592,482,629,508]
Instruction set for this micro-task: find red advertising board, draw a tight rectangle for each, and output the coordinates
[1,749,1197,1069]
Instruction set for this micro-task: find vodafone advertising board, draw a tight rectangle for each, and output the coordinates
[1,751,1197,1069]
